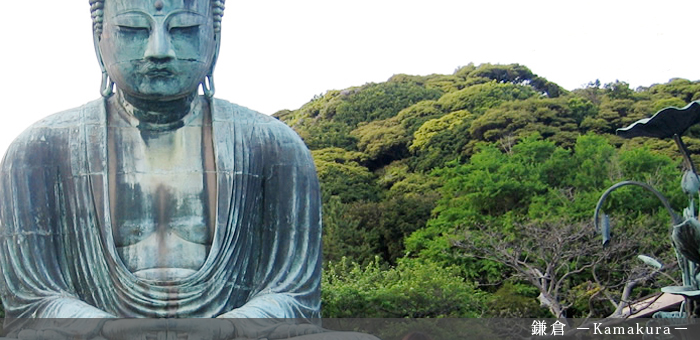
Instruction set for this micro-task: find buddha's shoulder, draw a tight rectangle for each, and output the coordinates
[2,100,104,167]
[14,100,103,139]
[212,99,312,163]
[212,99,302,141]
[10,100,103,144]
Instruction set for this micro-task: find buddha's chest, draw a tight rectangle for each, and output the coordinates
[111,171,212,247]
[107,122,216,279]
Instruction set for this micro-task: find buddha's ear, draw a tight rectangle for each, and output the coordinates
[211,31,221,76]
[203,31,221,98]
[93,32,107,73]
[93,32,114,97]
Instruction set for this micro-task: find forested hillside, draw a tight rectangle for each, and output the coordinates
[273,63,700,318]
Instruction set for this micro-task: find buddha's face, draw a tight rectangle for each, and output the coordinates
[99,0,216,100]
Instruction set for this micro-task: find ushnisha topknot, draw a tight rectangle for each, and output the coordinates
[88,0,226,35]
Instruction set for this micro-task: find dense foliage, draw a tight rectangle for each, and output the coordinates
[322,257,487,318]
[275,63,700,318]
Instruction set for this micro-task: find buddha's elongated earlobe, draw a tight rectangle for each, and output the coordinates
[203,30,221,99]
[101,71,115,98]
[90,0,113,98]
[92,21,114,98]
[203,74,215,99]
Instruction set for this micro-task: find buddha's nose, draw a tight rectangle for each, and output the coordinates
[144,26,175,62]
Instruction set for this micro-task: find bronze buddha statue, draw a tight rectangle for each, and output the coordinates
[0,1,375,339]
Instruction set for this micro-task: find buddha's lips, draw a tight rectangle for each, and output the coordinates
[140,64,178,77]
[144,68,175,77]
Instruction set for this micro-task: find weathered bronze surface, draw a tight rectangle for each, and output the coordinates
[0,1,374,339]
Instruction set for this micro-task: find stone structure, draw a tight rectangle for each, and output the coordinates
[0,0,374,339]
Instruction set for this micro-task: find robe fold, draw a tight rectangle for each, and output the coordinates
[0,98,322,332]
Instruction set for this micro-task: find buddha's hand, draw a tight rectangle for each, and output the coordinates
[265,323,326,339]
[16,320,110,340]
[216,316,324,339]
[101,319,236,340]
[17,329,95,340]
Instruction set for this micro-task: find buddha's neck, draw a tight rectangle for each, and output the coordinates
[119,91,198,127]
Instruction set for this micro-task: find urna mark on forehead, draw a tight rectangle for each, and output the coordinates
[106,0,210,16]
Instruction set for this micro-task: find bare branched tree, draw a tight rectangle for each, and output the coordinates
[453,219,677,319]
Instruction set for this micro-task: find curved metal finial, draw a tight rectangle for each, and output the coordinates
[593,180,680,246]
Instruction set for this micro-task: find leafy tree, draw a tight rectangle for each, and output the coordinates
[411,110,473,152]
[467,63,536,85]
[468,97,581,145]
[651,97,689,113]
[377,161,440,197]
[603,80,634,100]
[410,134,682,317]
[648,78,700,102]
[456,63,563,97]
[312,148,380,203]
[569,134,616,191]
[395,100,444,135]
[428,135,565,219]
[276,89,344,124]
[352,119,410,170]
[377,195,439,263]
[323,195,439,265]
[322,197,381,265]
[566,97,598,123]
[487,282,550,318]
[389,73,468,94]
[322,257,488,318]
[333,82,443,127]
[437,81,536,115]
[298,120,358,150]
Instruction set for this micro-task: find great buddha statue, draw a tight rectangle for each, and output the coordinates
[0,1,374,339]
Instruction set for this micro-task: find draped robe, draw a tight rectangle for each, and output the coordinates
[0,98,322,332]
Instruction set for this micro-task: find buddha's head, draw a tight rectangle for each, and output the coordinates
[90,0,225,99]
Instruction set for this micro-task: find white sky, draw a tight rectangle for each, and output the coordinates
[1,1,699,157]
